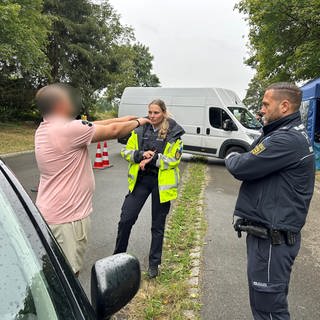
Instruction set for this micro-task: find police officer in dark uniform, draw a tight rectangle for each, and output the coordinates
[114,99,185,278]
[225,83,315,320]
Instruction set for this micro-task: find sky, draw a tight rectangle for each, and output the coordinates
[107,0,254,99]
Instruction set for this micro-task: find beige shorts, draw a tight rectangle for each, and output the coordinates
[50,215,91,273]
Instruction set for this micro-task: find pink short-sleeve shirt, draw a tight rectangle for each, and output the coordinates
[35,116,96,224]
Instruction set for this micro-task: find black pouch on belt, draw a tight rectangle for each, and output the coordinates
[270,230,284,245]
[285,231,297,246]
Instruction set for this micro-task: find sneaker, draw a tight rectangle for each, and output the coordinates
[148,265,159,278]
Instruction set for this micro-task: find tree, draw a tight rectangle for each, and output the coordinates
[0,0,159,120]
[0,0,50,120]
[236,0,320,107]
[243,75,266,113]
[106,43,160,102]
[43,0,134,113]
[0,0,49,76]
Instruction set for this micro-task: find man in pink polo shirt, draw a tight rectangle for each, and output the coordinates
[35,84,150,274]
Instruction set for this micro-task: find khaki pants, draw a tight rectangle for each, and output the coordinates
[50,215,91,273]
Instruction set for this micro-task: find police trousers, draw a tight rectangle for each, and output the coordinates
[247,233,301,320]
[114,173,171,266]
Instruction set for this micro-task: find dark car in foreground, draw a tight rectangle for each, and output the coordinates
[0,160,140,320]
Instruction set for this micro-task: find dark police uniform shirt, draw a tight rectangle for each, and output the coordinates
[141,124,166,154]
[133,124,166,173]
[226,112,315,233]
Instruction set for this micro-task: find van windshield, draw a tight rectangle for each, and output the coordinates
[228,107,262,130]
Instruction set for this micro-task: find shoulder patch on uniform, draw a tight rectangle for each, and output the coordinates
[175,146,183,160]
[82,120,93,127]
[175,150,182,159]
[251,142,266,155]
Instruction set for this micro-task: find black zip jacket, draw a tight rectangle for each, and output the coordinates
[225,112,315,232]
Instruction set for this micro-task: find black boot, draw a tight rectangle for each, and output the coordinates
[148,265,159,279]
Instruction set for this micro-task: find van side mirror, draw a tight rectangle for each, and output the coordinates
[91,253,141,320]
[222,119,237,131]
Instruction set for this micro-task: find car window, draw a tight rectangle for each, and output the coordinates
[209,107,232,129]
[0,176,78,320]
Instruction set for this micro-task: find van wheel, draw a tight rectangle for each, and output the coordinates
[225,146,246,158]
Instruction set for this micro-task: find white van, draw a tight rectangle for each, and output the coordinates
[118,87,262,158]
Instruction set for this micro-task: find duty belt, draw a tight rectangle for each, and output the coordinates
[234,218,298,246]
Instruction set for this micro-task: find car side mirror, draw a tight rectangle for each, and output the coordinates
[223,119,237,131]
[91,253,141,320]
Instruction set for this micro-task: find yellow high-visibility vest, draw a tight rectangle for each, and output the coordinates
[121,130,183,203]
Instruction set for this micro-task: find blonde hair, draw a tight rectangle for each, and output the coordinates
[149,99,169,139]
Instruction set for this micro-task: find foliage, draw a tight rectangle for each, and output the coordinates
[242,75,267,112]
[236,0,320,111]
[0,0,49,77]
[0,0,159,120]
[0,0,50,120]
[106,43,160,102]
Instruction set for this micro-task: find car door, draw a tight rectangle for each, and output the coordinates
[202,106,238,156]
[0,164,96,320]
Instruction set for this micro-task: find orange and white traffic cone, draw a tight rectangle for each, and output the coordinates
[93,142,104,169]
[102,141,113,168]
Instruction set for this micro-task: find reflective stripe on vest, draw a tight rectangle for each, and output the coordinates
[123,149,135,162]
[159,169,179,191]
[158,153,177,169]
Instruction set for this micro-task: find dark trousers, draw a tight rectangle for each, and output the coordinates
[246,234,301,320]
[114,174,171,266]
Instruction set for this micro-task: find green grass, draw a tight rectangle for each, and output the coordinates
[0,122,36,155]
[119,161,207,320]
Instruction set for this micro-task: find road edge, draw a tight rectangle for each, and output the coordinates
[1,149,34,159]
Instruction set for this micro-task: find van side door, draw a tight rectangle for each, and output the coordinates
[172,106,205,156]
[203,107,238,157]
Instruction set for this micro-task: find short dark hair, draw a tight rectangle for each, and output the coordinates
[266,82,302,111]
[35,83,71,116]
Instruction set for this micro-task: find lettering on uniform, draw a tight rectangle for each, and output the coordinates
[251,142,266,156]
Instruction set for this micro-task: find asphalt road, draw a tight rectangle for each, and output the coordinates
[4,144,320,319]
[201,161,320,320]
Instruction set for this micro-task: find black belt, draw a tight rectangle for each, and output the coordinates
[234,219,297,246]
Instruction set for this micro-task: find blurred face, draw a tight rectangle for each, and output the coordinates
[148,104,165,127]
[260,89,289,125]
[55,90,75,118]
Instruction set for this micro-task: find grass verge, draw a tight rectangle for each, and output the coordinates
[0,122,36,155]
[119,161,207,320]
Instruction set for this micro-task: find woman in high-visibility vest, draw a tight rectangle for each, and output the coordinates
[113,99,185,278]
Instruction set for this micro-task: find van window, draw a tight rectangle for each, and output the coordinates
[228,107,262,130]
[209,107,232,129]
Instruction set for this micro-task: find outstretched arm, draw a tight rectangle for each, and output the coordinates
[91,118,150,143]
[93,115,138,126]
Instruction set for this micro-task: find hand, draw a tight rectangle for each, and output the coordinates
[139,157,153,171]
[143,150,155,159]
[137,117,151,126]
[121,115,138,122]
